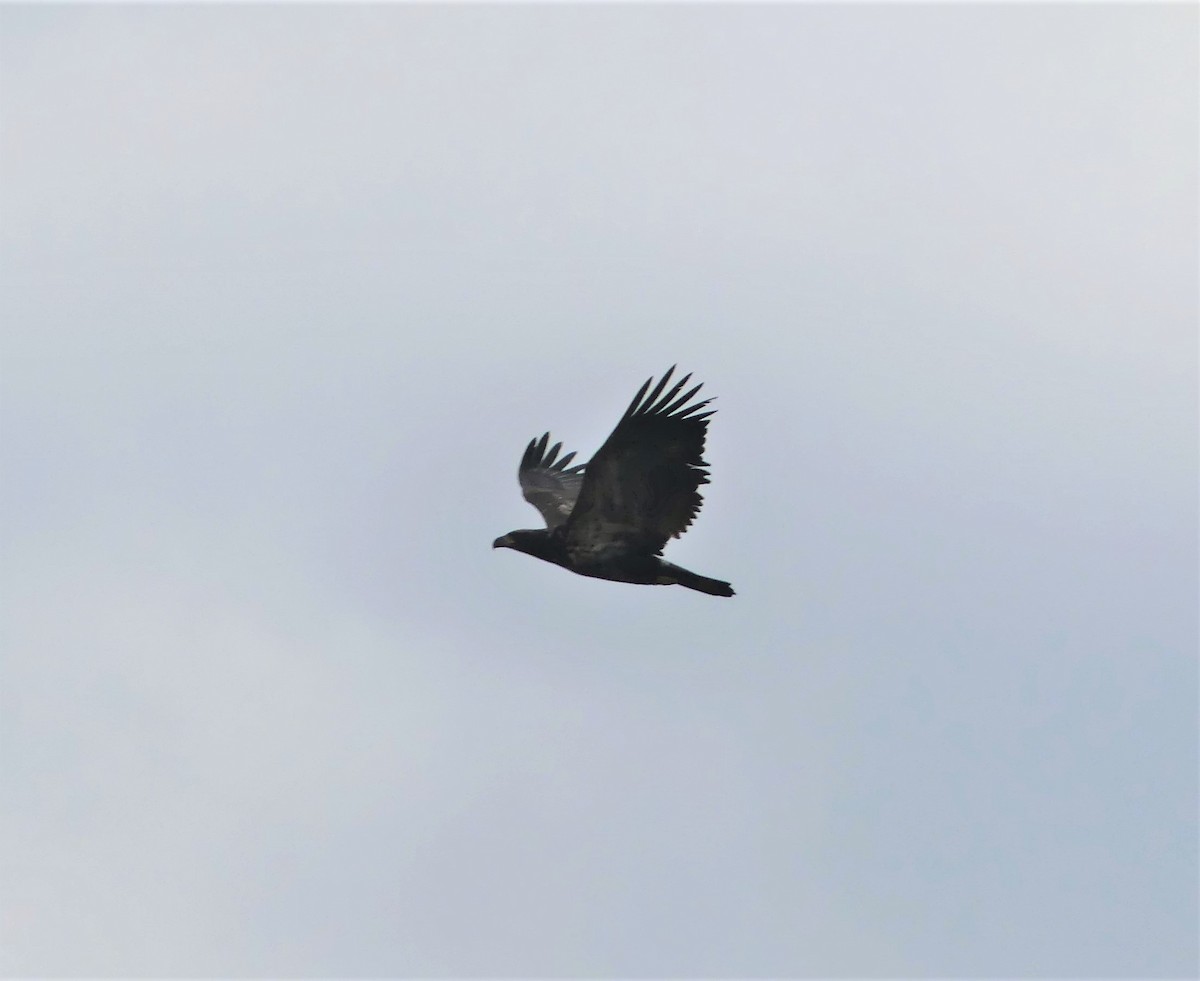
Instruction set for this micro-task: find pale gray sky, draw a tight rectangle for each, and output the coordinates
[2,4,1196,977]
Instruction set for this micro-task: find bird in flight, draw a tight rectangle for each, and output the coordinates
[493,366,734,597]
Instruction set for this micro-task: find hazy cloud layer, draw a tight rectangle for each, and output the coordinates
[2,5,1196,976]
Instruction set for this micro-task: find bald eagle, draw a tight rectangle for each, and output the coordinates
[493,366,734,597]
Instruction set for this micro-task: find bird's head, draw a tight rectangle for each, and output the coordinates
[492,528,558,562]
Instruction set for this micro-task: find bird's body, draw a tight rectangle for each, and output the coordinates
[493,367,734,597]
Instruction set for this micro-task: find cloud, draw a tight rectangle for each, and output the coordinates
[2,4,1195,976]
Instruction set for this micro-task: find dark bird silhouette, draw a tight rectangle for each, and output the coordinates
[493,366,734,597]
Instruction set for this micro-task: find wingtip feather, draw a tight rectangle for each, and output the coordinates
[642,367,675,412]
[623,375,654,419]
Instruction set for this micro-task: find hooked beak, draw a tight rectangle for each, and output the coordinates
[493,535,512,549]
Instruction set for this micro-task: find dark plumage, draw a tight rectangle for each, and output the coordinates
[493,366,734,597]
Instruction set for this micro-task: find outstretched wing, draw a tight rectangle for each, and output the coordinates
[564,366,715,563]
[518,432,586,530]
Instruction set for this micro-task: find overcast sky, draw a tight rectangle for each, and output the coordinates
[2,4,1196,977]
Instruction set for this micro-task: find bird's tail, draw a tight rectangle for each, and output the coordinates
[662,563,735,597]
